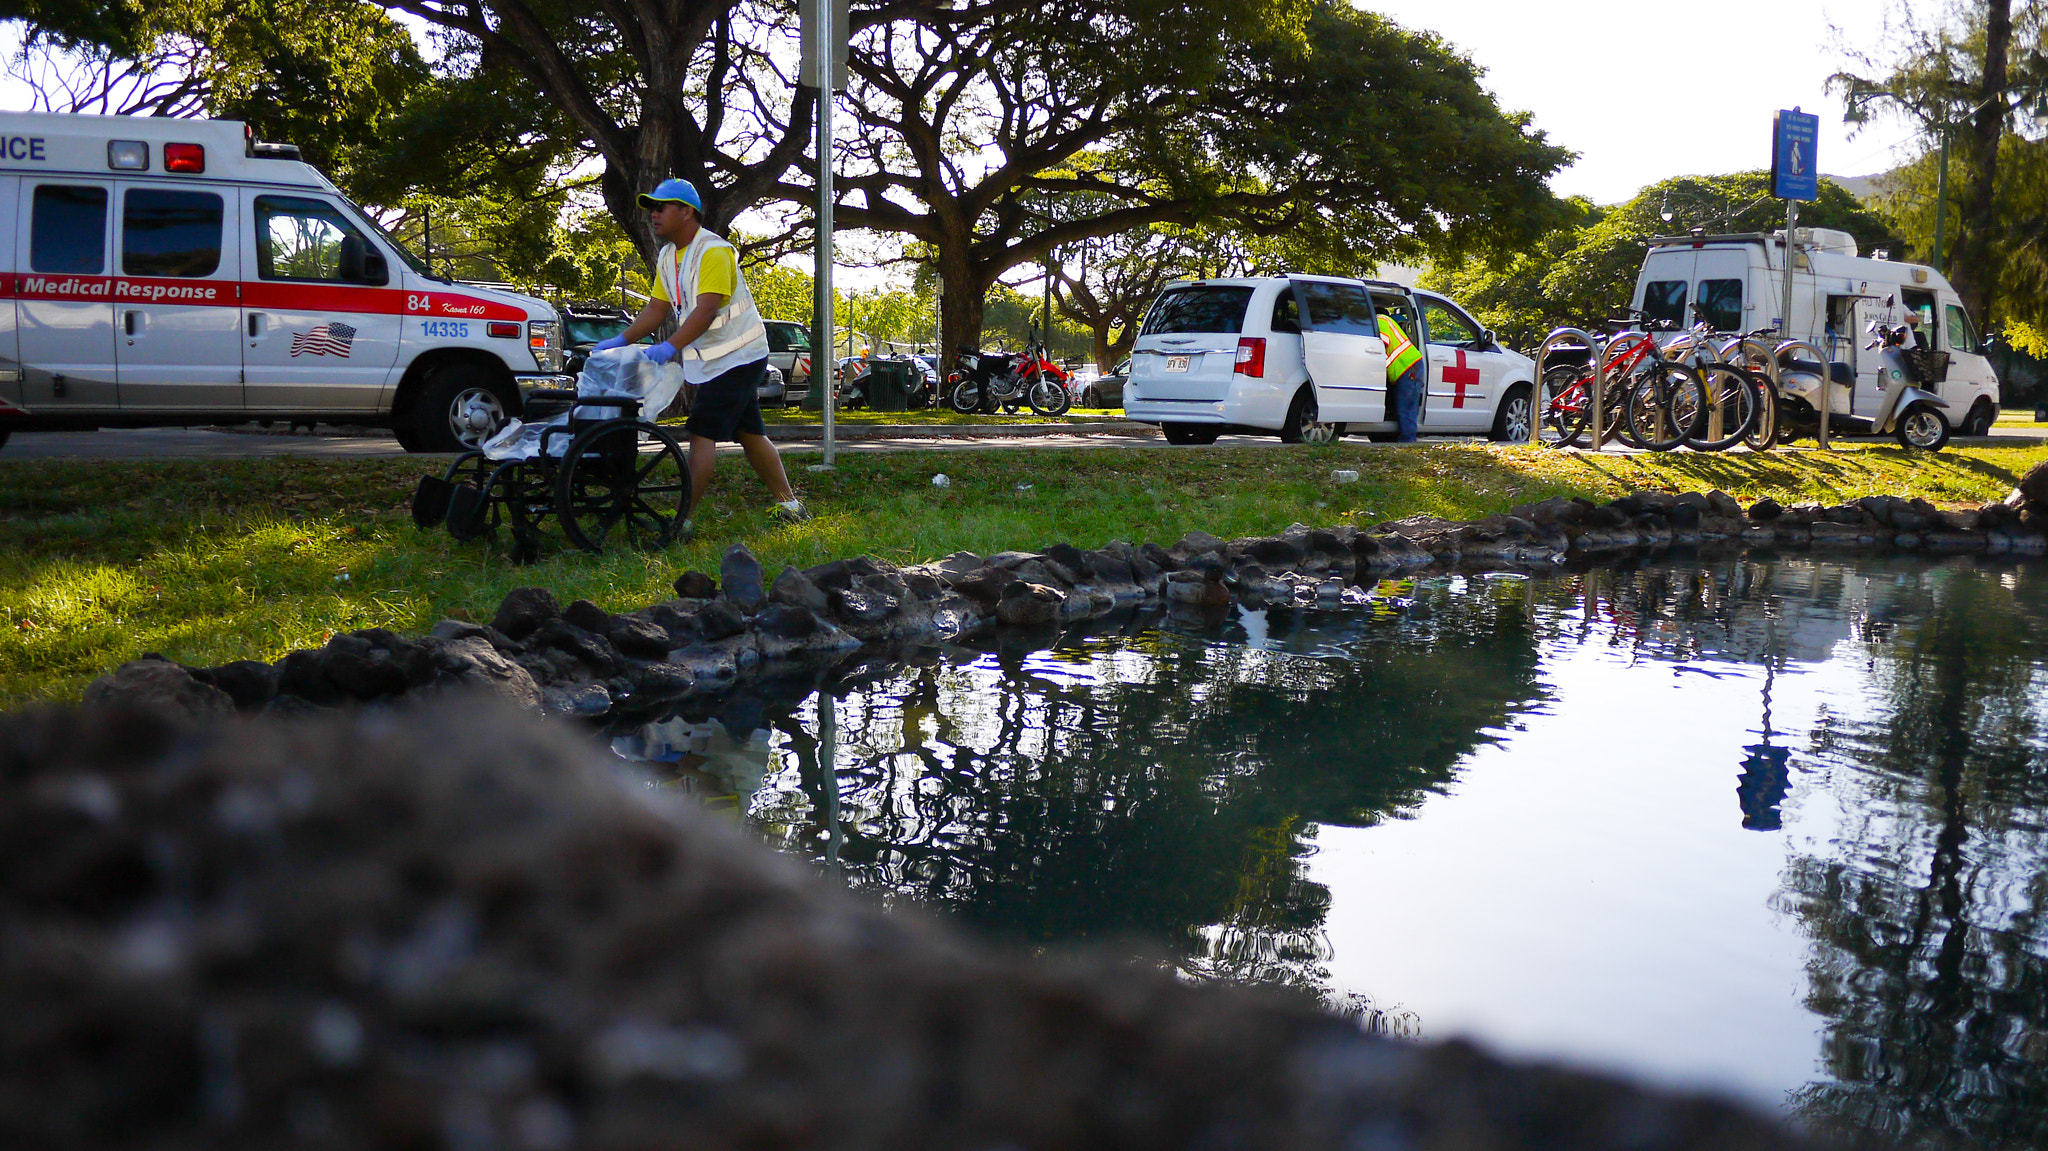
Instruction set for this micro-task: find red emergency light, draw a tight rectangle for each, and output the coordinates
[164,143,205,173]
[487,321,522,339]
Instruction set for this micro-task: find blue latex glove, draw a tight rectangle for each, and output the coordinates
[642,341,679,365]
[591,334,628,352]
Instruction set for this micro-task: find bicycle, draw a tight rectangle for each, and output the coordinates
[1542,316,1667,449]
[1657,309,1765,452]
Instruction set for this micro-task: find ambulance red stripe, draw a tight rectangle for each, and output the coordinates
[0,273,527,321]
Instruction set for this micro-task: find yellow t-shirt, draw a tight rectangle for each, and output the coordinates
[652,245,737,304]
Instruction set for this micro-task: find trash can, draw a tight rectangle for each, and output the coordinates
[863,359,915,411]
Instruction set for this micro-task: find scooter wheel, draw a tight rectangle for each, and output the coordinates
[1896,402,1950,450]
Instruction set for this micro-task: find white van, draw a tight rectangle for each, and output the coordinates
[1632,229,2000,437]
[0,112,566,453]
[1122,276,1538,444]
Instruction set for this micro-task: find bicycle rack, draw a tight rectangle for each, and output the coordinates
[1530,327,1607,449]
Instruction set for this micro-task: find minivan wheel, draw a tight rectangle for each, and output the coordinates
[1281,387,1340,444]
[1897,402,1950,450]
[415,363,514,454]
[1490,384,1532,442]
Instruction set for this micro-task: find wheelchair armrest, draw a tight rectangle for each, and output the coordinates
[525,387,579,403]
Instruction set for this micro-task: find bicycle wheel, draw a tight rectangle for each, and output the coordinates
[1740,368,1779,451]
[557,420,692,552]
[1681,362,1760,452]
[1543,365,1591,446]
[1625,362,1707,451]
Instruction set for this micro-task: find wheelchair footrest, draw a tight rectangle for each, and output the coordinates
[411,475,453,529]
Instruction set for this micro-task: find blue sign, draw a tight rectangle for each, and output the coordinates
[1772,109,1820,201]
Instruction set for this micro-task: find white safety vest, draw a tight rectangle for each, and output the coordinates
[657,228,769,374]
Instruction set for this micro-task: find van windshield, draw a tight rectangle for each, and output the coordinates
[1142,286,1254,336]
[334,195,445,282]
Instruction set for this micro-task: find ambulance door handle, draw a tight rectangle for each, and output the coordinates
[123,310,140,341]
[248,313,264,341]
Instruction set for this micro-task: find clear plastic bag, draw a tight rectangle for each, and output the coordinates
[482,347,684,461]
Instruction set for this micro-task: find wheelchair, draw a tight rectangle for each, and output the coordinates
[410,387,692,563]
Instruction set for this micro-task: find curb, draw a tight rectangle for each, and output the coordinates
[760,420,1156,441]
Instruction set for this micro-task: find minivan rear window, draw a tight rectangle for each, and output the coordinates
[1141,286,1254,336]
[31,185,107,274]
[1642,280,1687,329]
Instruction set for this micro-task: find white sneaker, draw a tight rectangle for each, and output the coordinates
[771,499,810,524]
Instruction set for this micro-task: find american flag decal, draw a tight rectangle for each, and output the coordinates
[290,322,358,358]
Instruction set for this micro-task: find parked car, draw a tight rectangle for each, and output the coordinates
[757,362,793,408]
[1122,276,1536,444]
[1075,358,1129,409]
[762,319,814,396]
[557,300,637,378]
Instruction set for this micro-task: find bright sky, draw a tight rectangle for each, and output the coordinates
[1361,0,1926,204]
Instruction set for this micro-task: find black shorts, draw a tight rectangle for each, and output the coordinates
[684,358,769,442]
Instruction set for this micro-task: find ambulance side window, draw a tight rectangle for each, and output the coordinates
[30,185,107,274]
[1696,279,1742,331]
[1642,280,1686,329]
[254,195,362,282]
[122,189,223,277]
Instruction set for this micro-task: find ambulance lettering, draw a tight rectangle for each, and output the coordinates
[1,136,46,162]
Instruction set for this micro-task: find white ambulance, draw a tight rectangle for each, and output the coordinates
[0,112,567,453]
[1632,228,2001,438]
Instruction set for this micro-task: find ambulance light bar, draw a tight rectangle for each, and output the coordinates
[108,140,148,170]
[164,143,205,173]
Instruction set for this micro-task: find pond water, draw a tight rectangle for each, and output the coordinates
[616,554,2048,1149]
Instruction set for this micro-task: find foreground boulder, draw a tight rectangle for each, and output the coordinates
[0,696,1832,1150]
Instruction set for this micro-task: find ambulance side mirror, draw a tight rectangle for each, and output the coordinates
[338,234,366,282]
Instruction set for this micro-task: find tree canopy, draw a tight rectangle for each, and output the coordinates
[1423,173,1901,352]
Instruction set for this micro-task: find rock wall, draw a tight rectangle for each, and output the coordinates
[87,464,2048,726]
[0,696,1836,1150]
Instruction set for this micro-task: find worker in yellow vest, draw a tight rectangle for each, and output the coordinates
[1377,309,1425,442]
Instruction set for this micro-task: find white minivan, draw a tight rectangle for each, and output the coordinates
[0,112,567,453]
[1632,228,2000,437]
[1122,276,1538,444]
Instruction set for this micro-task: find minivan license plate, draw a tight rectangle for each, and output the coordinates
[1164,355,1190,372]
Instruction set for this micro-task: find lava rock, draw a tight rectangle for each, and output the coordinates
[197,660,280,711]
[695,598,749,643]
[563,599,613,635]
[422,635,542,710]
[1705,490,1744,518]
[83,656,236,721]
[672,570,718,599]
[1747,498,1783,521]
[771,566,832,616]
[608,613,676,660]
[531,619,624,677]
[541,681,612,718]
[996,581,1064,626]
[720,545,767,614]
[491,586,561,641]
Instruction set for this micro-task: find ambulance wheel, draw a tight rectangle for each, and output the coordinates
[1897,403,1950,451]
[415,362,513,454]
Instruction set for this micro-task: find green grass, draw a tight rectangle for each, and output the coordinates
[1994,409,2048,428]
[4,440,2045,705]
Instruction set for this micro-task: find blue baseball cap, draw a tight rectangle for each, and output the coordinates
[637,178,703,213]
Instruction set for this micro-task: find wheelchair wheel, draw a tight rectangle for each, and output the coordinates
[443,452,505,541]
[557,419,692,552]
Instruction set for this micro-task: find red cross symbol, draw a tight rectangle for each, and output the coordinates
[1443,349,1481,408]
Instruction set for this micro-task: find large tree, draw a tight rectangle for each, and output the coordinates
[781,0,1571,355]
[1832,0,2048,327]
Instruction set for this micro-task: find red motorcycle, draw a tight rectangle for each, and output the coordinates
[946,341,1071,416]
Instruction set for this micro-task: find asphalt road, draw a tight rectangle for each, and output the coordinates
[3,420,2043,461]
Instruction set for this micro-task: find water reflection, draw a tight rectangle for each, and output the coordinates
[612,554,2048,1146]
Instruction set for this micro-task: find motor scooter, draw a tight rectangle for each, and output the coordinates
[1774,297,1952,450]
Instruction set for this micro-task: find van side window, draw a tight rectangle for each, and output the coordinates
[1270,292,1300,333]
[255,195,366,282]
[1642,280,1686,329]
[1945,304,1981,355]
[30,185,107,274]
[122,189,223,277]
[1299,282,1377,336]
[1420,299,1477,347]
[1696,279,1742,331]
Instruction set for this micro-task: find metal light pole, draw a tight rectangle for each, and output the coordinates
[809,0,838,467]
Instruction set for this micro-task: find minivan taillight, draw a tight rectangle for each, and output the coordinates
[1234,337,1266,378]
